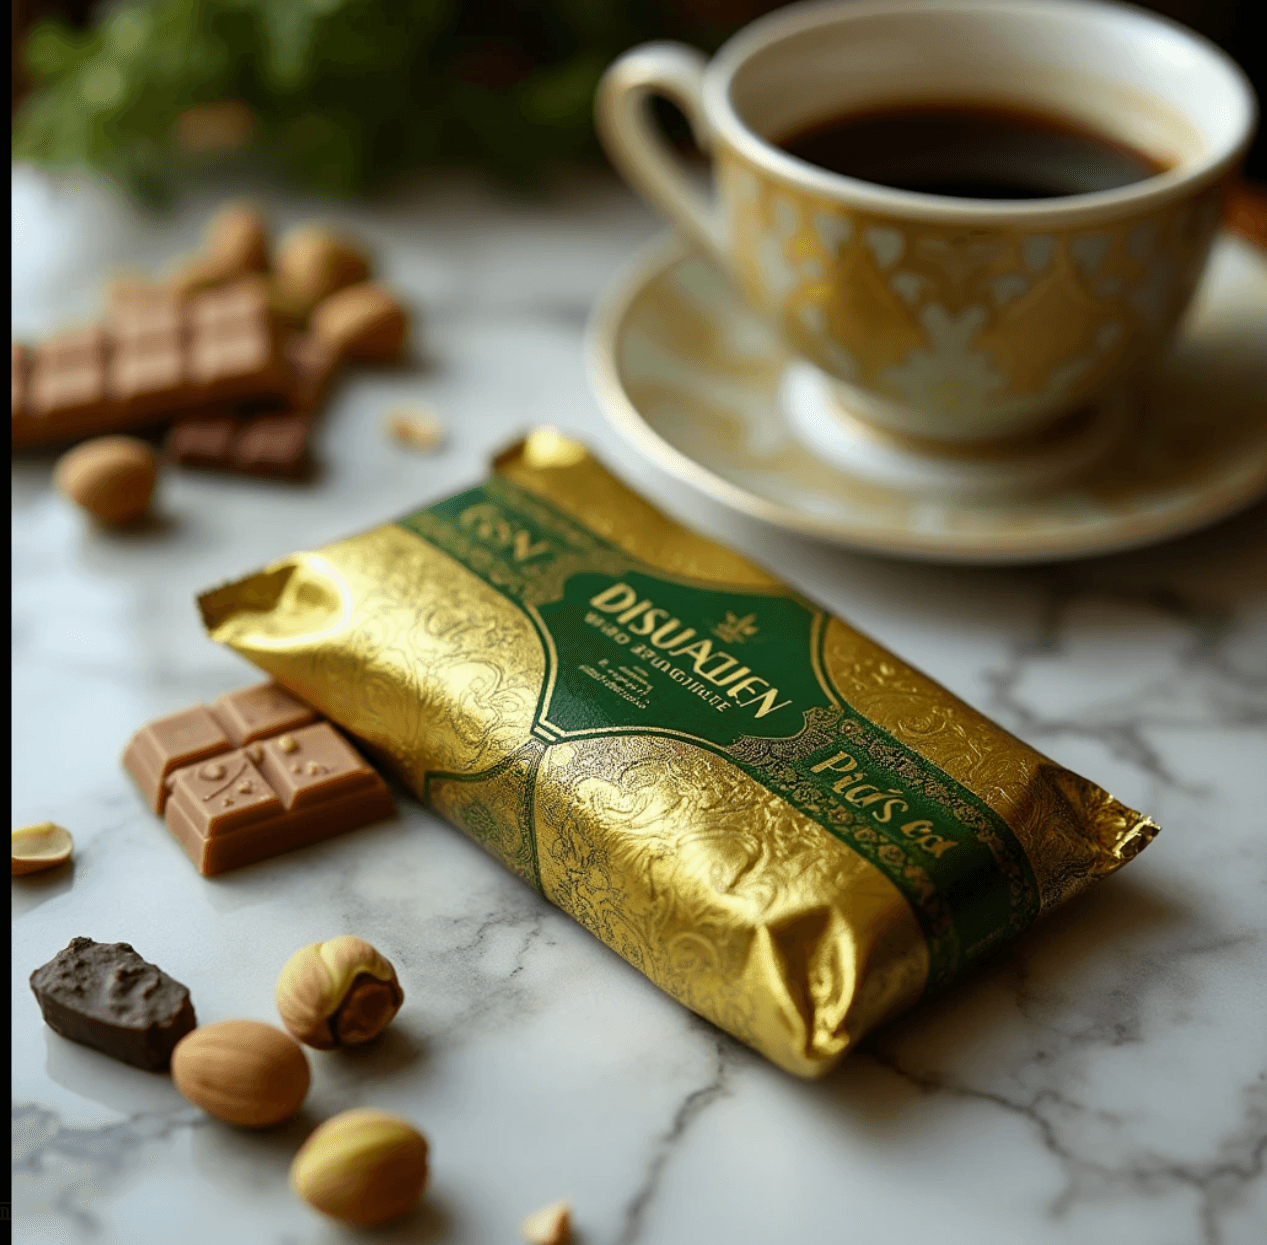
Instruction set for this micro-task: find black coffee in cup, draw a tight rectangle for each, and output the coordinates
[778,103,1167,199]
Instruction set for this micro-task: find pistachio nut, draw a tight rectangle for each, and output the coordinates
[275,935,403,1050]
[290,1107,428,1226]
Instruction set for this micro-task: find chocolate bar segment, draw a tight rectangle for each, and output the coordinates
[29,937,197,1071]
[29,328,111,424]
[12,280,301,449]
[166,410,312,480]
[252,722,382,810]
[187,280,291,405]
[122,682,316,811]
[123,684,394,875]
[165,413,242,469]
[109,291,190,418]
[211,682,318,745]
[122,703,233,813]
[230,413,311,479]
[164,722,394,875]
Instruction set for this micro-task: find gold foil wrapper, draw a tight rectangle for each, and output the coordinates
[199,429,1158,1077]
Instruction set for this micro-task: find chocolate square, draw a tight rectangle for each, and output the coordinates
[122,704,233,813]
[166,415,242,468]
[254,722,377,810]
[230,414,311,479]
[165,750,283,837]
[210,682,317,746]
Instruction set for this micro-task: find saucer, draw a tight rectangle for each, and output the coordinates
[586,231,1267,563]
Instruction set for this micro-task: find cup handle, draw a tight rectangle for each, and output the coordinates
[596,42,726,263]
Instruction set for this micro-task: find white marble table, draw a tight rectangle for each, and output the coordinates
[11,165,1267,1245]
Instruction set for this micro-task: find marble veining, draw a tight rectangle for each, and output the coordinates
[11,165,1267,1244]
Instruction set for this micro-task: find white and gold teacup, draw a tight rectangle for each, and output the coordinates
[597,0,1256,453]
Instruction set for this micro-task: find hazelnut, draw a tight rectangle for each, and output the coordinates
[311,283,408,362]
[273,227,371,320]
[169,204,269,294]
[522,1199,572,1245]
[171,1019,310,1127]
[12,822,74,876]
[290,1108,428,1226]
[275,935,403,1050]
[54,436,158,526]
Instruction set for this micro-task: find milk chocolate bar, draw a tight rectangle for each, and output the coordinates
[166,412,313,479]
[30,937,197,1070]
[123,683,394,875]
[124,682,317,813]
[162,325,338,477]
[11,279,298,449]
[198,430,1161,1078]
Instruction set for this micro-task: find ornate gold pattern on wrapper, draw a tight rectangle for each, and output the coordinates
[199,430,1158,1078]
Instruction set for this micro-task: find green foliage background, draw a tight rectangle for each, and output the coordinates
[12,0,745,206]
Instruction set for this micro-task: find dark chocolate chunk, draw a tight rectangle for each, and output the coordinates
[29,937,197,1070]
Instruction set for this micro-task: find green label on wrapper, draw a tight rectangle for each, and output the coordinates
[399,479,1040,992]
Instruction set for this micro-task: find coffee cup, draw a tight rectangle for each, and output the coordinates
[597,0,1256,446]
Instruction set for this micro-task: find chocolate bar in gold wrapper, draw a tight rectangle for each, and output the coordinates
[198,429,1158,1077]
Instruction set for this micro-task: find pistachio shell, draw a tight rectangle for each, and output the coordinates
[522,1198,572,1245]
[275,935,403,1050]
[290,1108,428,1225]
[171,1020,309,1127]
[12,822,74,875]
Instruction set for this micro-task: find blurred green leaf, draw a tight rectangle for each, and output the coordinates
[12,0,741,208]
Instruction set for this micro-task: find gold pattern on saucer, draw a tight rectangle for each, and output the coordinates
[591,231,1267,562]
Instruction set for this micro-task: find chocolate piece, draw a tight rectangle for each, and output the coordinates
[123,682,317,813]
[165,722,394,875]
[12,343,31,417]
[230,413,311,479]
[187,280,291,405]
[29,936,197,1070]
[123,684,392,874]
[166,334,331,479]
[165,411,312,480]
[108,291,189,418]
[210,682,318,745]
[165,413,242,469]
[123,703,233,813]
[29,328,111,425]
[11,279,303,450]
